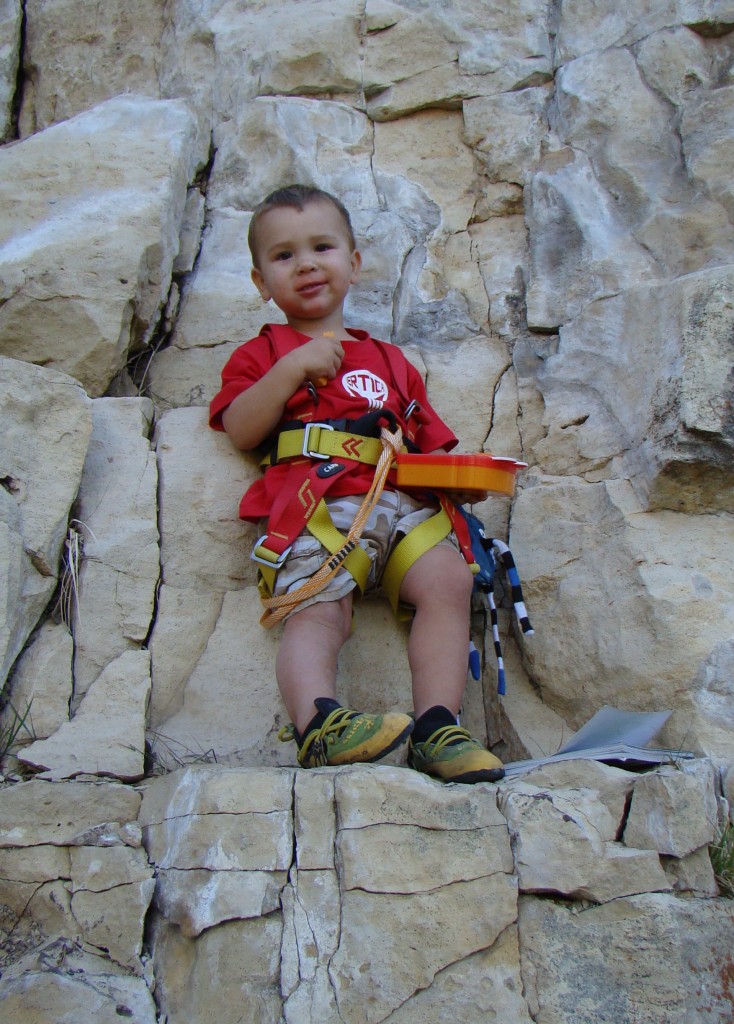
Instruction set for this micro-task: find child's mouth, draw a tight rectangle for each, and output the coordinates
[297,280,326,297]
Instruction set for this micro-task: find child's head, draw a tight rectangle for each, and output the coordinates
[248,184,361,331]
[248,185,356,270]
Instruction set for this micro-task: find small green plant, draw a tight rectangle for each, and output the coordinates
[0,700,35,761]
[710,822,734,898]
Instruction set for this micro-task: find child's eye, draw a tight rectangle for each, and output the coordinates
[315,243,333,252]
[274,250,292,261]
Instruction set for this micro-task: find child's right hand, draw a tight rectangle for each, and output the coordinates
[291,333,345,385]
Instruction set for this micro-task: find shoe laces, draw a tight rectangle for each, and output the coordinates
[279,706,361,766]
[419,723,475,755]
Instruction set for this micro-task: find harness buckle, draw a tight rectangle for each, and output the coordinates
[251,536,292,569]
[302,422,334,460]
[404,399,420,421]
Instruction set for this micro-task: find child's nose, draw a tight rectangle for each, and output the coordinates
[296,252,317,271]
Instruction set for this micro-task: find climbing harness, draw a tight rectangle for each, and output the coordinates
[258,422,405,628]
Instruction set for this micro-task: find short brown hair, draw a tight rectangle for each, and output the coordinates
[248,184,357,267]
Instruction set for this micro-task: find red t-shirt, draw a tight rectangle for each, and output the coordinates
[209,323,457,521]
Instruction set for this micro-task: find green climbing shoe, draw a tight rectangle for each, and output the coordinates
[407,724,505,784]
[279,703,414,768]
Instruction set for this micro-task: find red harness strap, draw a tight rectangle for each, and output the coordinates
[252,457,362,568]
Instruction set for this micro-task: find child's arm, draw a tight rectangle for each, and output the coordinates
[222,334,344,450]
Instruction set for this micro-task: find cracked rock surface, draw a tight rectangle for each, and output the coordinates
[1,1,734,1020]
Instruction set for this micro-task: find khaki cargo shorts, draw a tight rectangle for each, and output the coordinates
[268,489,460,617]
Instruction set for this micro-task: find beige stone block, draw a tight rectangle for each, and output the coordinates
[294,770,337,870]
[140,766,294,871]
[385,925,533,1024]
[500,771,670,902]
[148,584,224,727]
[0,97,198,396]
[0,779,140,848]
[164,208,264,351]
[636,27,714,105]
[1,622,73,742]
[155,407,259,592]
[0,943,158,1024]
[471,215,529,339]
[330,874,517,1023]
[363,0,550,119]
[421,336,512,453]
[0,846,71,920]
[147,588,283,768]
[374,110,476,233]
[281,868,341,1021]
[150,915,283,1024]
[519,892,734,1023]
[0,357,92,688]
[154,867,286,938]
[464,87,549,186]
[19,0,164,135]
[525,148,658,330]
[510,477,734,758]
[624,761,719,857]
[18,650,150,781]
[682,84,734,219]
[533,267,734,510]
[69,846,155,970]
[334,763,507,830]
[338,820,513,892]
[72,397,159,699]
[662,846,718,896]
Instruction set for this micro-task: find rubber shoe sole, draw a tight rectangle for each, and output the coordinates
[408,725,505,784]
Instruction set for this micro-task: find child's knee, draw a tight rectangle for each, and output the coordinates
[292,594,353,640]
[402,544,473,607]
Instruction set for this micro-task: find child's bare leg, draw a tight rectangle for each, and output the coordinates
[275,594,353,734]
[399,543,474,717]
[401,542,505,783]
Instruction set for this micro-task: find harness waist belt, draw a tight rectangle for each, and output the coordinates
[264,423,403,467]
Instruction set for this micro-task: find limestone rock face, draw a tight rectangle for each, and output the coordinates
[0,95,198,396]
[71,398,159,700]
[0,0,21,141]
[520,892,734,1024]
[19,0,165,137]
[2,762,732,1023]
[0,357,91,690]
[17,649,151,781]
[1,1,734,1021]
[510,477,734,755]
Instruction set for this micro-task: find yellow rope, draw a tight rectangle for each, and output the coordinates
[259,425,404,628]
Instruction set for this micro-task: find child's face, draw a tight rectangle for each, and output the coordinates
[250,200,361,330]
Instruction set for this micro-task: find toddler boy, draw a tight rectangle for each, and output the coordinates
[209,185,504,783]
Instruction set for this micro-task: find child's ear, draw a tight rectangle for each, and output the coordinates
[251,267,270,302]
[350,249,362,284]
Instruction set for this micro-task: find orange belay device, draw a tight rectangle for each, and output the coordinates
[395,452,528,497]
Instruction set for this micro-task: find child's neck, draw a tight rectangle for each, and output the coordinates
[286,312,348,339]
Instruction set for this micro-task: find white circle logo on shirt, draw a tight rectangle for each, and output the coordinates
[341,369,388,410]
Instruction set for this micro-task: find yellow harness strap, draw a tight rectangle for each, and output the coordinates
[263,425,388,467]
[305,499,372,590]
[257,498,372,597]
[381,505,453,615]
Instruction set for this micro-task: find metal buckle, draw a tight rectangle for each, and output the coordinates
[404,399,420,421]
[302,422,334,460]
[251,536,292,569]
